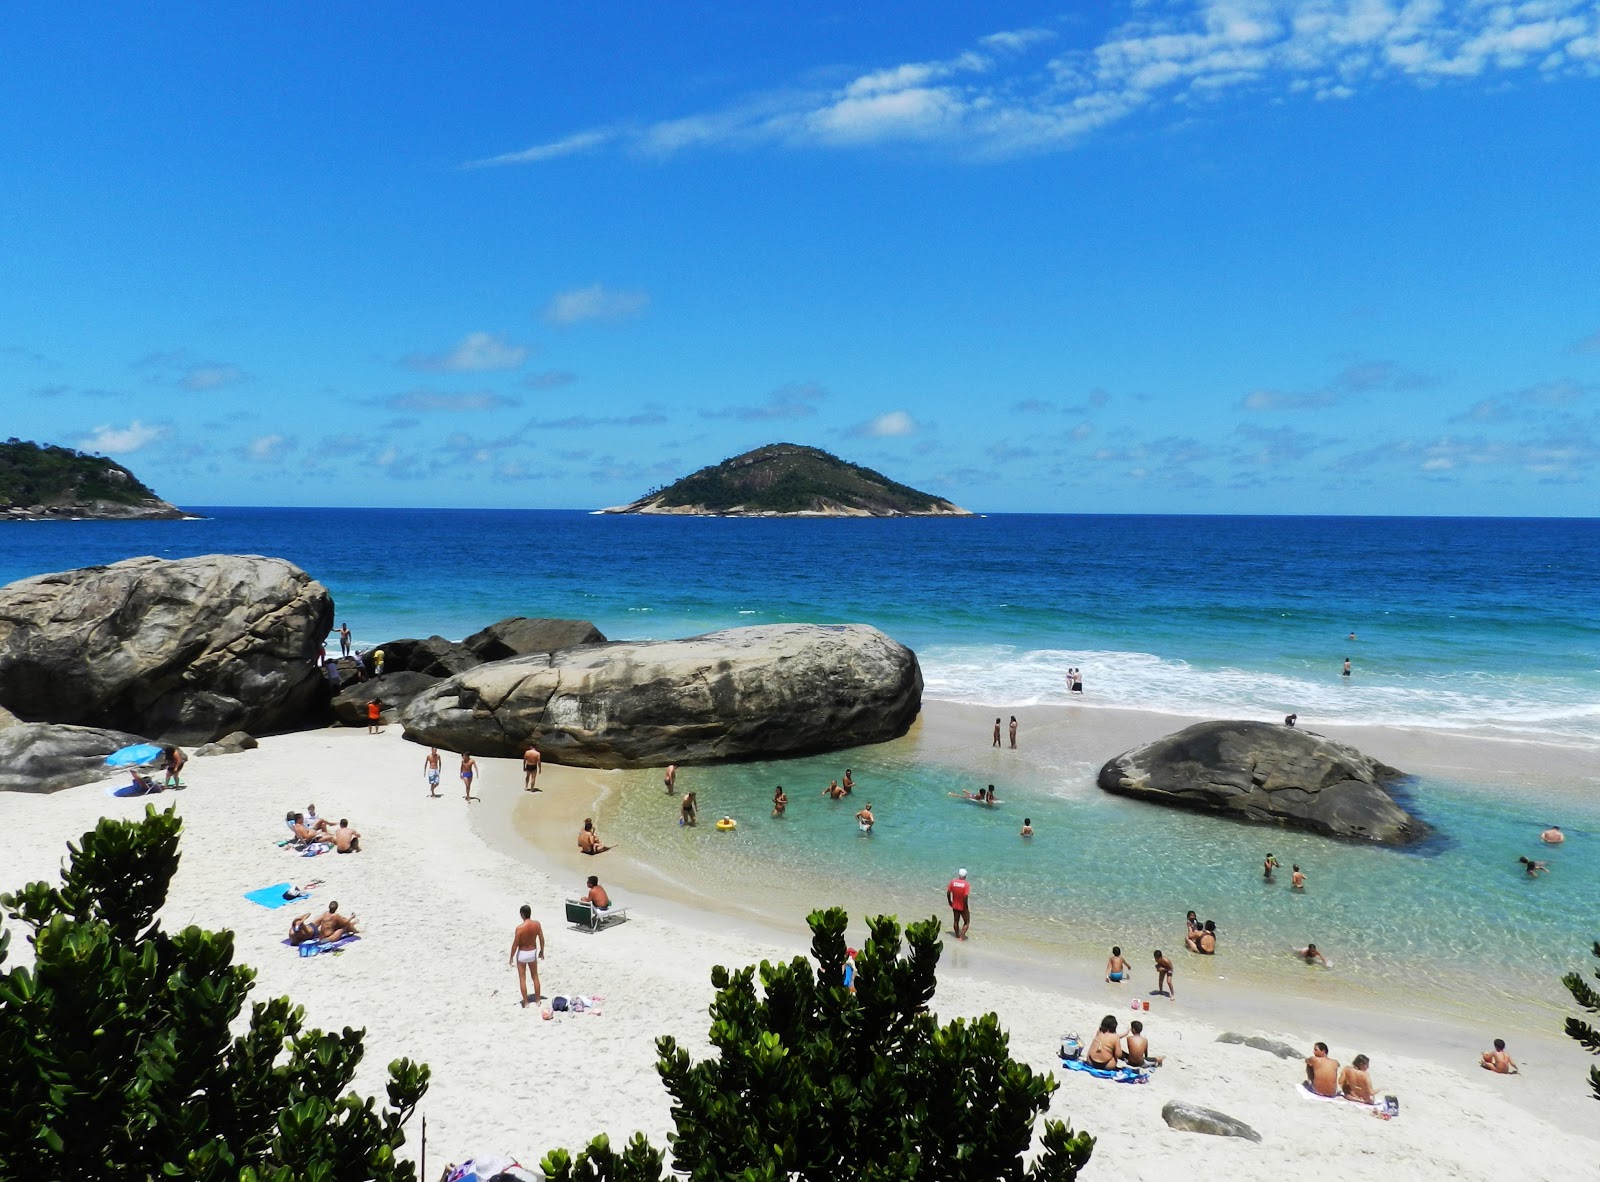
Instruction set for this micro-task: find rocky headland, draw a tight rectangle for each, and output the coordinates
[0,438,185,521]
[1097,719,1425,846]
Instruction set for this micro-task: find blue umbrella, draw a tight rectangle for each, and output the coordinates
[105,743,164,768]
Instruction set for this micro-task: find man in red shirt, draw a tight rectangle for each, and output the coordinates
[946,868,971,941]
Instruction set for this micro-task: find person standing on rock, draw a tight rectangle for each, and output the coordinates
[1008,716,1018,748]
[372,647,385,677]
[460,753,480,802]
[992,718,1002,748]
[338,622,352,657]
[664,763,677,796]
[423,747,442,797]
[523,742,542,792]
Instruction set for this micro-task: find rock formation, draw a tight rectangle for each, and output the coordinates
[462,617,606,661]
[331,671,441,727]
[192,730,259,757]
[401,623,921,767]
[377,635,482,677]
[0,555,333,744]
[1160,1101,1262,1142]
[1098,720,1423,846]
[0,722,152,793]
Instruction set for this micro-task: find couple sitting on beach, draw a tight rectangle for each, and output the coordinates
[1184,912,1218,954]
[288,900,359,945]
[1080,1014,1164,1070]
[285,809,362,853]
[1305,1042,1388,1110]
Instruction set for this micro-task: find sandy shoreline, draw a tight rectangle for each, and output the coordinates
[3,713,1597,1179]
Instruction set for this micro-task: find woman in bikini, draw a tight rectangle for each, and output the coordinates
[772,785,787,816]
[1086,1015,1121,1069]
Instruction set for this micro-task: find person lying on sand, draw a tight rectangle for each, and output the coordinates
[1086,1015,1122,1069]
[579,817,614,854]
[1122,1020,1164,1067]
[288,914,321,945]
[1339,1054,1375,1104]
[1306,1042,1341,1097]
[1105,946,1130,983]
[1481,1039,1518,1073]
[333,819,361,853]
[1296,942,1331,967]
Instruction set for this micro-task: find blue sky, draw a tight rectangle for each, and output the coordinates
[3,1,1598,514]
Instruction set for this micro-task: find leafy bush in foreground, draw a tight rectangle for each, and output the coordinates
[1563,939,1600,1101]
[0,805,428,1180]
[542,907,1094,1181]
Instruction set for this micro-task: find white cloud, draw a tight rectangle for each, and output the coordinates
[244,433,295,462]
[404,331,528,373]
[179,363,245,391]
[382,389,521,412]
[543,283,651,325]
[472,4,1600,163]
[80,420,167,454]
[848,410,920,438]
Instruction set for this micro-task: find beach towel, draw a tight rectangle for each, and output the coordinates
[1060,1058,1149,1084]
[1297,1082,1343,1103]
[245,882,303,909]
[107,780,162,798]
[281,934,360,954]
[300,842,333,857]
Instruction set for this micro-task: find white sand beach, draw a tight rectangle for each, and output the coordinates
[2,716,1597,1182]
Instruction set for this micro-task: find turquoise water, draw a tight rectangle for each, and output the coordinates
[4,507,1597,1016]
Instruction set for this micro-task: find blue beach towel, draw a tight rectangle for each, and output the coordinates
[281,934,360,953]
[1061,1058,1150,1084]
[244,882,304,909]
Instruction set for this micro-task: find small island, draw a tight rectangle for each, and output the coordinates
[0,439,185,521]
[601,443,971,517]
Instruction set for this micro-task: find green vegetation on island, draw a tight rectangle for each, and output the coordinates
[605,443,970,517]
[0,438,182,520]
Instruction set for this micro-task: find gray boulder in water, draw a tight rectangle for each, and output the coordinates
[0,554,333,744]
[375,635,482,677]
[1160,1101,1263,1142]
[401,623,921,768]
[0,722,153,793]
[1098,719,1423,846]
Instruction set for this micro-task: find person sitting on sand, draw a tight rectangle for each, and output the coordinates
[579,817,614,854]
[1123,1020,1164,1067]
[162,744,186,788]
[772,785,787,817]
[1296,942,1331,967]
[288,914,321,945]
[1541,825,1564,844]
[333,819,361,853]
[1339,1054,1375,1104]
[288,813,325,846]
[581,875,610,910]
[1086,1015,1121,1069]
[1480,1038,1518,1074]
[313,900,358,940]
[129,770,161,795]
[305,804,332,832]
[1519,856,1550,877]
[1196,921,1217,955]
[1185,910,1201,944]
[855,802,875,833]
[1306,1042,1341,1097]
[1105,946,1130,983]
[680,792,698,827]
[1154,950,1175,997]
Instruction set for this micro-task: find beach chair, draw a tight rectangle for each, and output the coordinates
[565,898,628,933]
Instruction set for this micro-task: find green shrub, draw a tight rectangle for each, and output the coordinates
[1562,939,1600,1101]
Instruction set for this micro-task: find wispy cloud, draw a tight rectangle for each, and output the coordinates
[1453,378,1592,423]
[241,433,296,462]
[80,420,168,454]
[530,412,669,430]
[379,389,521,412]
[543,283,650,326]
[1241,359,1434,410]
[472,6,1600,164]
[846,410,920,438]
[1567,326,1600,354]
[702,382,826,421]
[522,369,578,390]
[179,362,246,391]
[404,331,529,373]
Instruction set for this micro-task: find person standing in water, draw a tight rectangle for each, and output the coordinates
[772,785,787,816]
[1292,864,1306,890]
[1020,817,1033,837]
[855,802,875,833]
[1263,853,1280,881]
[423,747,442,797]
[992,718,1002,748]
[1342,657,1352,678]
[664,763,677,796]
[680,791,698,826]
[1008,716,1018,748]
[842,769,854,793]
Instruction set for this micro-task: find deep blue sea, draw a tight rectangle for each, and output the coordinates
[4,508,1598,1019]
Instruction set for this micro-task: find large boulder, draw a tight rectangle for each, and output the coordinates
[331,671,441,727]
[0,554,333,744]
[1217,1032,1303,1061]
[193,730,259,757]
[401,623,921,768]
[377,635,481,677]
[1161,1101,1262,1142]
[1098,720,1423,846]
[0,722,152,793]
[462,617,606,662]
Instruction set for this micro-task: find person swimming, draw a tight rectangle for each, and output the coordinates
[1518,856,1550,877]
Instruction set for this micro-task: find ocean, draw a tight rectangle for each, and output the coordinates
[4,508,1598,1022]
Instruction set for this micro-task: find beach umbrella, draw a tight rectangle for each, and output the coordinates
[104,742,164,768]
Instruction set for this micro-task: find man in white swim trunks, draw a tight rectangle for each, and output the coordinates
[424,747,442,797]
[509,904,545,1008]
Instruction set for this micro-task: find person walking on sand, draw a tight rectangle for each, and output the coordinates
[460,753,480,802]
[947,869,971,941]
[338,622,352,657]
[772,785,787,816]
[1305,1042,1340,1097]
[523,742,542,792]
[1481,1039,1519,1073]
[366,699,383,734]
[1292,864,1306,890]
[992,718,1002,748]
[1153,950,1174,997]
[1008,716,1018,748]
[664,763,677,796]
[855,802,875,834]
[509,904,545,1008]
[424,746,442,797]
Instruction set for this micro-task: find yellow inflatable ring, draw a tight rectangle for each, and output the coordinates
[715,818,737,831]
